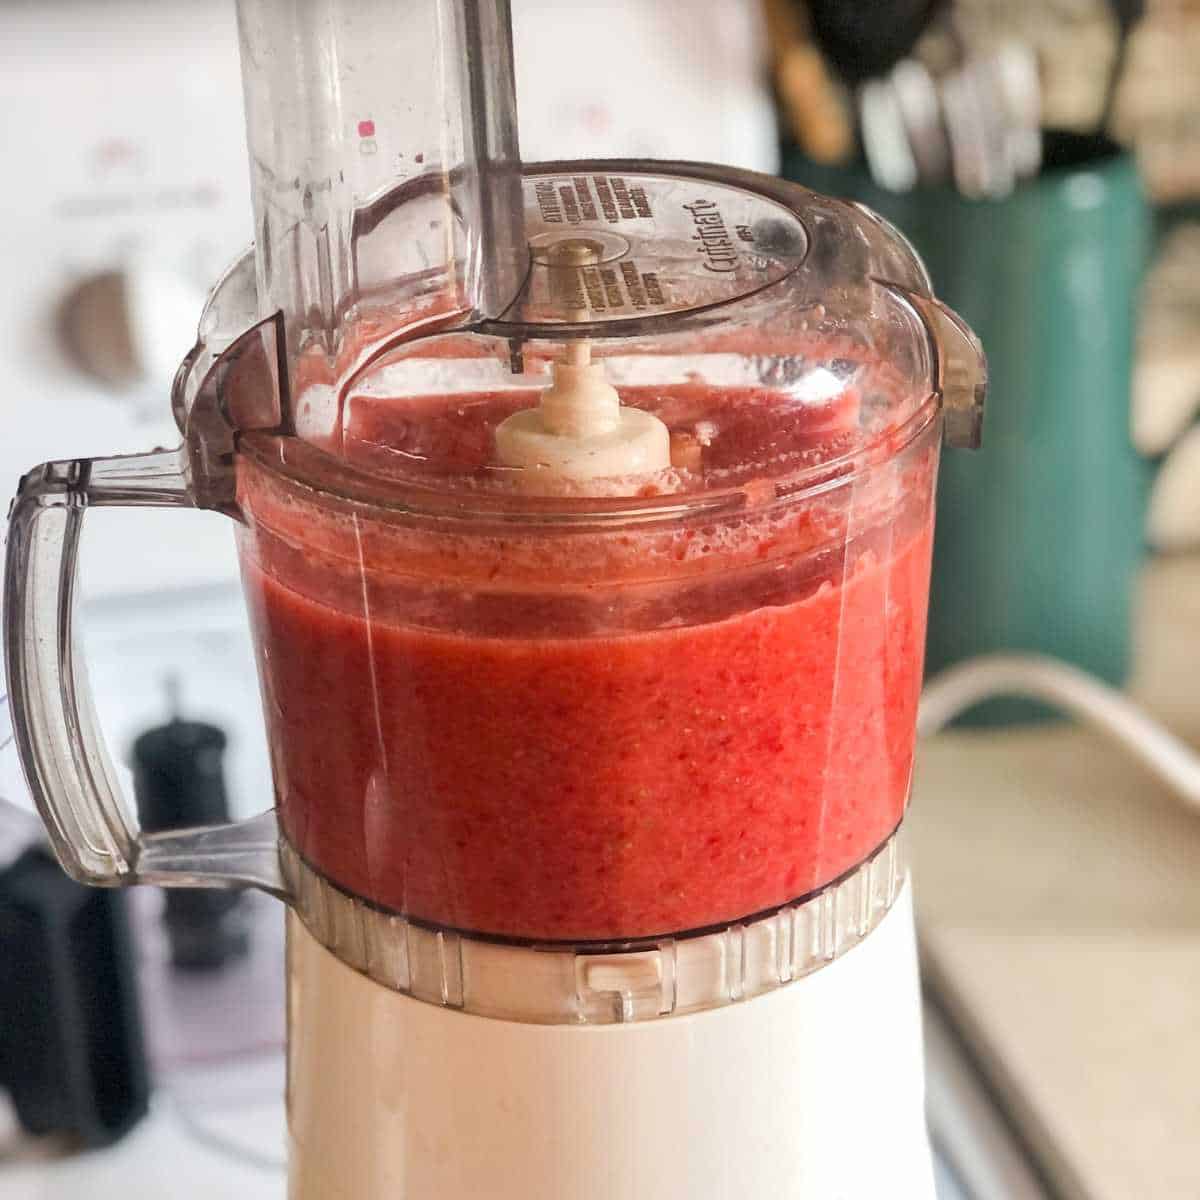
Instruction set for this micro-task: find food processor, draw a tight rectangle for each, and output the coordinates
[4,2,987,1196]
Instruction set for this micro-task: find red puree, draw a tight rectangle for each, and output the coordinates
[239,383,937,942]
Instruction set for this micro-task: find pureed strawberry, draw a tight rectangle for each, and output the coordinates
[236,349,938,943]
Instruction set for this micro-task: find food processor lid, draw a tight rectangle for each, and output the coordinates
[493,160,913,330]
[172,159,983,515]
[173,0,983,512]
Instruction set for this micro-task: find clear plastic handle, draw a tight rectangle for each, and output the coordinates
[3,447,285,895]
[875,280,987,450]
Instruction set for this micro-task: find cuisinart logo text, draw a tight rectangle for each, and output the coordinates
[683,198,738,273]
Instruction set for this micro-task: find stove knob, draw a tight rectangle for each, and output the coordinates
[58,266,203,390]
[132,715,250,972]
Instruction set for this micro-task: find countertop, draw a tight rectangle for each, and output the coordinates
[912,554,1200,1199]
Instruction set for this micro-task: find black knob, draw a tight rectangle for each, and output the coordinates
[132,719,249,972]
[133,719,230,833]
[0,846,150,1147]
[805,0,947,86]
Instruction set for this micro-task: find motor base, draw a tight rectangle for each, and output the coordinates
[286,879,934,1199]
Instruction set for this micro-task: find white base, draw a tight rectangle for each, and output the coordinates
[287,881,934,1200]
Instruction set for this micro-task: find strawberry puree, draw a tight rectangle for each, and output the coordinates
[239,382,938,942]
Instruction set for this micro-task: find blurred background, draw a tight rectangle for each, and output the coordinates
[1,1,1199,1197]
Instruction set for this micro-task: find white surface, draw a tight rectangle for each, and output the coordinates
[287,884,934,1200]
[513,0,778,173]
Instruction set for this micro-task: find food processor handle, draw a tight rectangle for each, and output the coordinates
[3,448,286,895]
[878,282,988,449]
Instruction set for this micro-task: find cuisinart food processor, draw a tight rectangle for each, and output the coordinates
[5,2,986,1196]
